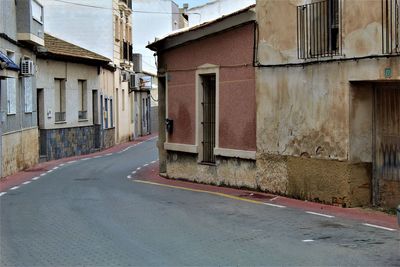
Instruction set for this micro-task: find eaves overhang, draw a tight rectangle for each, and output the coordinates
[147,5,256,52]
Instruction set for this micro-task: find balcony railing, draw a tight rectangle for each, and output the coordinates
[119,0,132,10]
[297,0,342,59]
[55,112,66,122]
[79,110,87,120]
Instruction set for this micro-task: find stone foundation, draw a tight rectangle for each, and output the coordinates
[256,153,372,207]
[103,128,115,149]
[2,128,39,177]
[166,151,257,189]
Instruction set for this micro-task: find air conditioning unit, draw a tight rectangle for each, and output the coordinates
[121,71,129,82]
[21,60,35,76]
[129,73,138,89]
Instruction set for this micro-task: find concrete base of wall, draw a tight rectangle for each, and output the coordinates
[2,128,39,177]
[166,151,257,189]
[256,153,372,208]
[103,128,115,149]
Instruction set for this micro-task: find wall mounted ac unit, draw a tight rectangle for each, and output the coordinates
[129,73,138,89]
[21,60,35,76]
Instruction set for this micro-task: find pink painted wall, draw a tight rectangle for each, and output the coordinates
[161,22,256,151]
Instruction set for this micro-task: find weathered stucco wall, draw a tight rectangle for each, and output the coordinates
[256,0,399,207]
[161,23,256,151]
[2,128,38,177]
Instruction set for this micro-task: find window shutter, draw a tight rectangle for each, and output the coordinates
[6,78,17,114]
[24,77,33,112]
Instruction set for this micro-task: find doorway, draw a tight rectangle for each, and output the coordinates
[373,85,400,205]
[37,88,46,157]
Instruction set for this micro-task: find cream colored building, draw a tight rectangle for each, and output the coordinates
[256,0,399,208]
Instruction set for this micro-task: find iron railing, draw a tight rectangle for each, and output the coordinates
[55,111,66,122]
[79,110,87,120]
[297,0,342,59]
[382,0,400,54]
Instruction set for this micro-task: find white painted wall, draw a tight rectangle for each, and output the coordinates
[187,0,255,27]
[133,0,179,74]
[42,0,113,59]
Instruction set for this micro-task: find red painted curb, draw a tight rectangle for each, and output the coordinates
[135,162,398,230]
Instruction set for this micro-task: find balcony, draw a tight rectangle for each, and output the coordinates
[79,110,88,120]
[16,0,45,46]
[55,112,66,123]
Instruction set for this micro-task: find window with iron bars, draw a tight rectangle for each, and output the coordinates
[297,0,342,59]
[382,0,400,54]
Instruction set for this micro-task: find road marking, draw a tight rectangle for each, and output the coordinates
[94,156,102,159]
[133,180,271,206]
[47,170,53,173]
[10,186,19,190]
[32,176,40,180]
[151,160,157,164]
[137,167,141,170]
[144,164,149,167]
[59,163,65,167]
[22,181,32,185]
[270,196,279,201]
[263,203,286,208]
[132,171,137,174]
[106,153,113,156]
[0,192,7,196]
[306,211,334,218]
[53,166,59,170]
[127,175,132,179]
[81,158,90,161]
[302,239,315,242]
[67,160,77,164]
[362,223,396,232]
[40,173,46,177]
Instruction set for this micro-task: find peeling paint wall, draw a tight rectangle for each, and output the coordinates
[256,0,400,207]
[2,128,38,177]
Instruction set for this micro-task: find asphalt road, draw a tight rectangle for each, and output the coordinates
[1,138,399,266]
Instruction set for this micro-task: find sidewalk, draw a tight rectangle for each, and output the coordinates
[135,161,399,230]
[0,133,158,192]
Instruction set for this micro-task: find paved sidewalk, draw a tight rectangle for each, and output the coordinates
[133,162,399,230]
[0,133,158,192]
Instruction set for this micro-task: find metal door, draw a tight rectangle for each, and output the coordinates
[373,85,400,205]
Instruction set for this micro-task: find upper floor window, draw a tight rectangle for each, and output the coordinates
[32,0,43,24]
[382,0,400,54]
[297,0,342,59]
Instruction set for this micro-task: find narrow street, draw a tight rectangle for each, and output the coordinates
[0,138,399,266]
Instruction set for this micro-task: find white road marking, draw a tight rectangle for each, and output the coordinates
[136,167,141,170]
[67,160,77,164]
[306,211,335,218]
[59,163,65,167]
[10,186,19,190]
[302,239,315,242]
[81,158,90,161]
[106,153,113,156]
[22,181,32,185]
[94,156,102,159]
[263,203,286,208]
[47,170,53,173]
[52,166,59,170]
[127,175,132,179]
[270,196,279,201]
[0,192,7,196]
[132,171,137,174]
[362,223,396,232]
[151,160,157,164]
[32,176,40,180]
[144,164,149,167]
[40,173,46,177]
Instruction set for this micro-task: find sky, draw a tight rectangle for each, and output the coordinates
[173,0,211,8]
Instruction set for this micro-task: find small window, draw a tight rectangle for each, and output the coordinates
[24,77,33,113]
[6,78,17,115]
[32,0,43,24]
